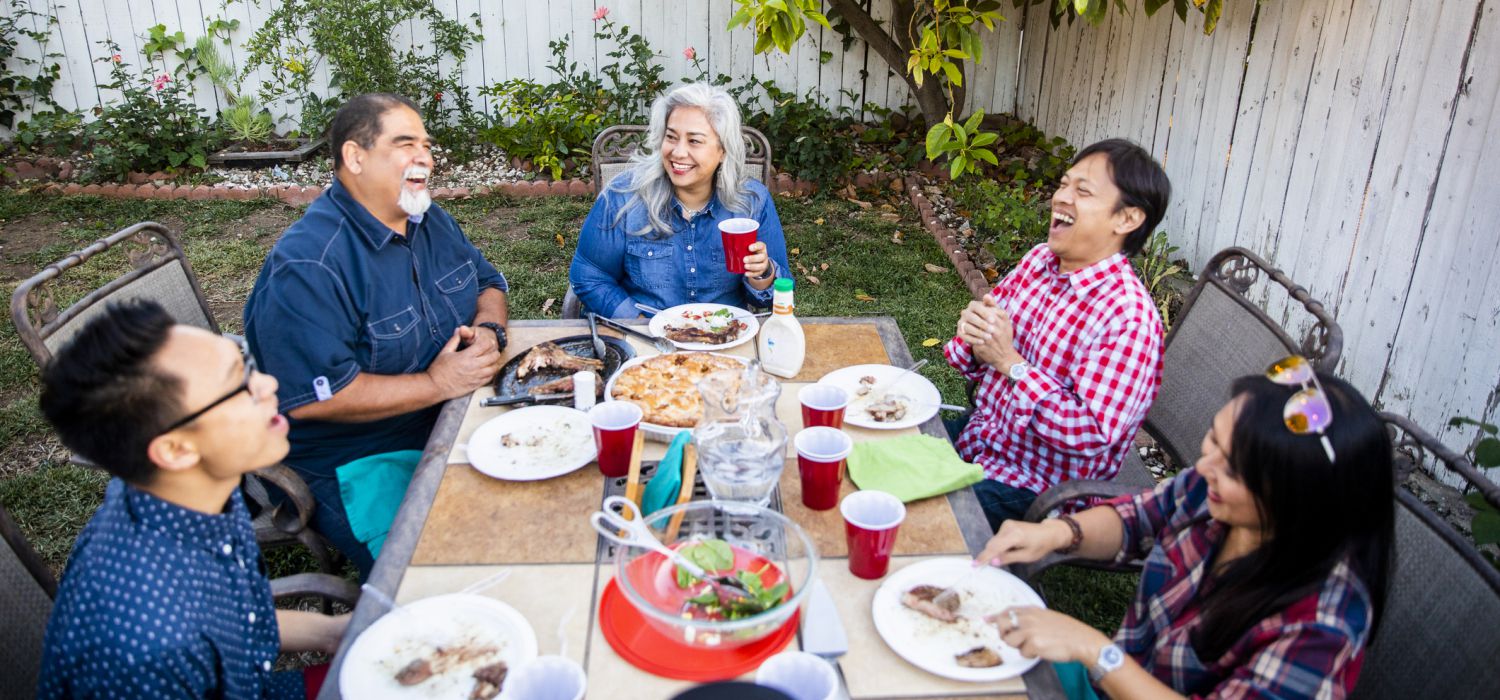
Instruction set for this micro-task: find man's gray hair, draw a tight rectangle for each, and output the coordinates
[609,83,753,237]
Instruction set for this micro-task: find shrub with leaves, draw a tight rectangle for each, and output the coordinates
[86,45,220,181]
[195,36,273,144]
[1132,231,1189,328]
[743,80,856,192]
[1448,416,1500,565]
[950,179,1049,271]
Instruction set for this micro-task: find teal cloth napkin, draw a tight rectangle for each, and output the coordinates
[336,450,422,558]
[846,435,983,502]
[641,432,691,517]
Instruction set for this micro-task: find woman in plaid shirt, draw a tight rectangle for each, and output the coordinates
[978,371,1395,699]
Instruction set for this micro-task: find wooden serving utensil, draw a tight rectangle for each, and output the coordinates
[621,429,646,517]
[665,443,698,541]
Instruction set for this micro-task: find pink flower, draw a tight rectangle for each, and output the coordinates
[683,46,696,60]
[434,91,444,101]
[151,74,171,91]
[592,6,608,21]
[111,53,122,63]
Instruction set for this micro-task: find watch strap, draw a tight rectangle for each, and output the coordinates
[1056,514,1084,555]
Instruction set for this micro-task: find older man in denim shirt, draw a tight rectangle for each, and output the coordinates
[243,94,508,577]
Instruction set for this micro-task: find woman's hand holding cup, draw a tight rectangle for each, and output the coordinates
[743,241,772,282]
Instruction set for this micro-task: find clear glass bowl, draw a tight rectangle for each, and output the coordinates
[612,500,818,649]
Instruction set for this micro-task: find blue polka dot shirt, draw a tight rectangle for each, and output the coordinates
[36,479,303,699]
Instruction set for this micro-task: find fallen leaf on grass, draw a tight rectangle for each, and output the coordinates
[819,262,829,271]
[923,263,948,274]
[891,230,904,244]
[791,247,801,255]
[879,212,901,222]
[806,275,820,285]
[554,233,566,248]
[853,289,877,302]
[922,338,941,347]
[541,297,555,314]
[796,262,811,275]
[851,199,872,209]
[813,218,825,225]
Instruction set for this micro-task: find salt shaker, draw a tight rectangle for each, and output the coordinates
[572,370,597,411]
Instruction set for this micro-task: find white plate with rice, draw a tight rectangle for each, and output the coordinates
[871,557,1047,682]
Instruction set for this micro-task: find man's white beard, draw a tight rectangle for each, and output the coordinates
[398,166,432,216]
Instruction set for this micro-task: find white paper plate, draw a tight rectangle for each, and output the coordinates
[467,405,596,480]
[817,364,941,430]
[647,303,760,351]
[871,557,1046,682]
[603,352,751,441]
[340,593,539,699]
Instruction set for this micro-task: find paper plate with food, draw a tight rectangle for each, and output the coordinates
[871,557,1046,682]
[647,303,759,351]
[339,593,539,699]
[467,405,596,480]
[816,364,941,430]
[604,351,750,440]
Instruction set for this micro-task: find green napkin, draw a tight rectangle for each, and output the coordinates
[847,435,983,502]
[336,450,422,558]
[641,432,691,517]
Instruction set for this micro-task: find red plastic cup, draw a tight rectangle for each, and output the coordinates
[719,218,759,274]
[796,427,853,511]
[841,490,906,579]
[799,384,849,430]
[590,402,642,477]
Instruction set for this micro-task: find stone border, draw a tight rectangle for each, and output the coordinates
[905,178,990,300]
[16,173,830,204]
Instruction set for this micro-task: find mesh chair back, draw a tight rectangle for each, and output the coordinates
[1349,490,1500,698]
[11,222,218,366]
[1145,247,1342,469]
[590,124,774,195]
[0,503,54,699]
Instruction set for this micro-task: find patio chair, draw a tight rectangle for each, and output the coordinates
[1007,246,1345,550]
[562,125,775,319]
[9,222,343,579]
[0,498,358,699]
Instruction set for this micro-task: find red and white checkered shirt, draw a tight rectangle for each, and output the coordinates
[944,244,1164,494]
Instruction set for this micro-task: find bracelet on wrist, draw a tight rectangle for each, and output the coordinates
[1056,514,1084,555]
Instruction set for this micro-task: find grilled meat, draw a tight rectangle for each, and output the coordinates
[468,661,508,700]
[394,658,433,685]
[901,584,960,622]
[955,646,1003,668]
[527,372,603,397]
[515,342,604,378]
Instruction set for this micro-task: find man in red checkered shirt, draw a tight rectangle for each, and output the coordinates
[945,139,1169,531]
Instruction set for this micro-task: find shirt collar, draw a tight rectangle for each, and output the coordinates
[1043,248,1132,294]
[117,479,251,556]
[326,176,414,250]
[673,192,720,222]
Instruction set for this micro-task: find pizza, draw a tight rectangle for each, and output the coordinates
[609,352,747,427]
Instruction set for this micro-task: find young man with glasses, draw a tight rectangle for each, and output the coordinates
[945,139,1170,531]
[35,300,347,699]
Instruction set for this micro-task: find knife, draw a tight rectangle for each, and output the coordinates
[480,392,572,407]
[801,577,848,660]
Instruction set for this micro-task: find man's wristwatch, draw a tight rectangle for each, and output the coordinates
[1007,360,1031,382]
[1088,643,1126,684]
[476,322,507,352]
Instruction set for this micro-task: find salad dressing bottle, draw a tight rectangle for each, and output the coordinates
[758,278,805,378]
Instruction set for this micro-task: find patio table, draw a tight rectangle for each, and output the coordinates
[318,317,1064,699]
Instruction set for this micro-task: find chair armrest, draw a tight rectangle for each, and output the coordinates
[252,463,318,535]
[271,573,360,606]
[1022,480,1148,522]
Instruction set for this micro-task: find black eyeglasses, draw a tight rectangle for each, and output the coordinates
[159,344,258,435]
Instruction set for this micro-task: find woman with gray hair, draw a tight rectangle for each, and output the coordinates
[569,83,791,317]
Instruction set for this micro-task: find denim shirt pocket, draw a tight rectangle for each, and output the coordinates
[366,306,423,374]
[435,259,478,326]
[624,238,676,292]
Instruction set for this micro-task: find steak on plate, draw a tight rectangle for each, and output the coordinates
[515,342,604,378]
[901,584,960,622]
[955,646,1003,668]
[528,371,602,396]
[469,661,508,699]
[664,321,745,345]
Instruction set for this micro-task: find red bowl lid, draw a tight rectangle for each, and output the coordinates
[599,578,798,681]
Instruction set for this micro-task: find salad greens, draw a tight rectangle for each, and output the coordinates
[675,538,789,619]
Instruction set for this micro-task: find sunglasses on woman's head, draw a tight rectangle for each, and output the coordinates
[1265,355,1336,463]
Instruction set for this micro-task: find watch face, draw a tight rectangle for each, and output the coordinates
[1101,644,1124,667]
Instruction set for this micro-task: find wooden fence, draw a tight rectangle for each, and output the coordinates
[1016,0,1500,482]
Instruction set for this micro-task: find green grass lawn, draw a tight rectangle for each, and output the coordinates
[0,190,1135,632]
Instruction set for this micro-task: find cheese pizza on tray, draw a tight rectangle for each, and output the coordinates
[609,352,747,427]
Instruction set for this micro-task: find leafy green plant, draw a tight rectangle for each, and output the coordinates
[742,80,857,192]
[240,0,484,160]
[86,44,221,180]
[925,111,999,179]
[12,108,84,156]
[1132,231,1189,329]
[0,0,64,130]
[480,79,600,180]
[592,12,669,124]
[195,36,274,145]
[950,179,1049,271]
[1448,417,1500,563]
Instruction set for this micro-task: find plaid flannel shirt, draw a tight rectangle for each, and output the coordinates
[1107,469,1373,698]
[943,244,1163,494]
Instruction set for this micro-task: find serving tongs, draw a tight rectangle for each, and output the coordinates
[594,314,676,355]
[591,495,757,606]
[480,392,571,408]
